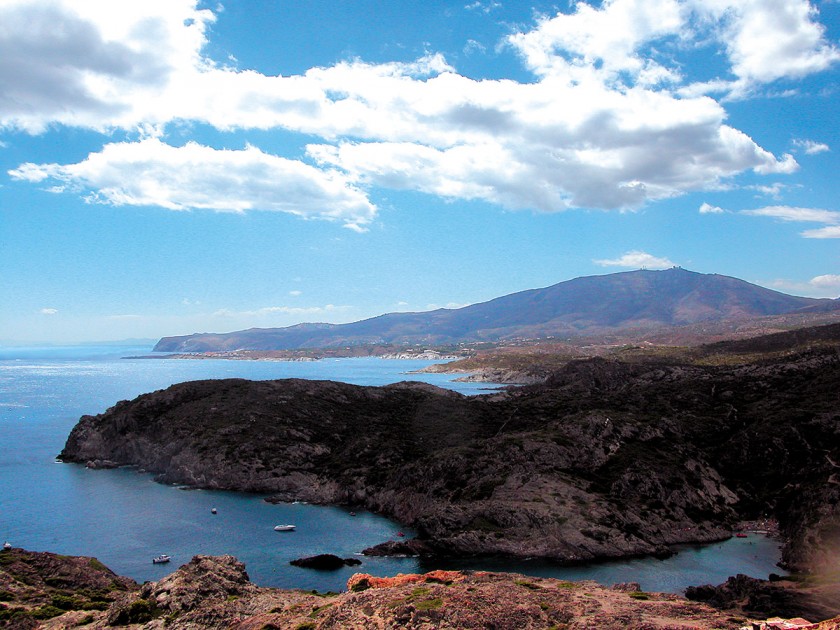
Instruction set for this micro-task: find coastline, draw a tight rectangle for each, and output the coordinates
[3,547,837,629]
[124,349,464,362]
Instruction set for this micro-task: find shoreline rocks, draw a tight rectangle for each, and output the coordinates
[289,554,363,570]
[7,548,838,629]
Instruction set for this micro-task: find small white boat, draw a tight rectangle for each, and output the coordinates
[152,554,171,564]
[273,524,296,532]
[211,507,217,514]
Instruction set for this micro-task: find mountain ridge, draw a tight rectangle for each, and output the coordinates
[154,268,839,352]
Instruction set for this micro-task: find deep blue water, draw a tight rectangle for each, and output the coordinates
[0,345,784,593]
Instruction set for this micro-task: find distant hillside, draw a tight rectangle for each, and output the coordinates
[154,268,838,352]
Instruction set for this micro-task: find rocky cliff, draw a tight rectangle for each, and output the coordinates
[4,548,838,629]
[61,328,840,577]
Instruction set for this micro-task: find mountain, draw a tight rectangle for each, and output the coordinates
[153,268,838,352]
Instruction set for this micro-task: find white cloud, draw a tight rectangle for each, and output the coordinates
[465,1,501,13]
[809,274,840,289]
[8,139,377,229]
[747,182,788,198]
[693,0,840,96]
[509,0,839,97]
[288,290,302,297]
[699,202,725,214]
[742,205,840,239]
[741,205,840,223]
[508,0,685,86]
[0,0,216,133]
[769,273,840,297]
[39,308,58,315]
[793,139,830,154]
[801,226,840,238]
[1,0,828,216]
[212,304,351,318]
[594,250,676,269]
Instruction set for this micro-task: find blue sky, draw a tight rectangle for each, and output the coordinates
[1,0,838,344]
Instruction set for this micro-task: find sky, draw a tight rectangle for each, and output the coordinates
[1,0,838,344]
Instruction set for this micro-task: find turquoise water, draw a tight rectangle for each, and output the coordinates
[0,345,783,593]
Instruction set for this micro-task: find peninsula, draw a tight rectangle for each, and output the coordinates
[61,324,840,586]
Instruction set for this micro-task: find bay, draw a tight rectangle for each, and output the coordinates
[0,345,783,593]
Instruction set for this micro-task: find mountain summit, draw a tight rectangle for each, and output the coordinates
[153,268,835,352]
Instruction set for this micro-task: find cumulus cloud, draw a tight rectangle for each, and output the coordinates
[508,0,839,97]
[0,0,216,133]
[696,0,840,96]
[8,139,376,230]
[699,202,725,214]
[809,274,840,289]
[793,139,830,154]
[1,0,832,217]
[39,308,58,315]
[508,0,685,86]
[594,250,676,269]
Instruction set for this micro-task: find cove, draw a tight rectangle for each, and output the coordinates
[0,346,783,593]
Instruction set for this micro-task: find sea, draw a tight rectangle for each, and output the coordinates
[0,344,784,593]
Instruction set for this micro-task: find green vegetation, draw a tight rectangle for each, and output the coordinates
[110,598,157,625]
[87,558,108,572]
[628,591,650,600]
[308,603,334,618]
[414,598,443,611]
[350,578,372,592]
[29,604,65,619]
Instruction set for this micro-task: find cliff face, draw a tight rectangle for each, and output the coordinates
[3,548,827,629]
[60,341,840,574]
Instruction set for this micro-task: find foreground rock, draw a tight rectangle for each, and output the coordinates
[7,548,838,629]
[289,554,362,570]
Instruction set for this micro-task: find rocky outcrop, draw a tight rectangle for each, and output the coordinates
[686,574,840,623]
[0,547,136,627]
[289,554,362,570]
[59,340,840,576]
[7,548,833,629]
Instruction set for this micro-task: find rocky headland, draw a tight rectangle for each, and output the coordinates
[58,324,840,618]
[3,548,839,629]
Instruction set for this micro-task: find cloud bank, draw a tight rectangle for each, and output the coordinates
[3,0,837,225]
[9,139,376,230]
